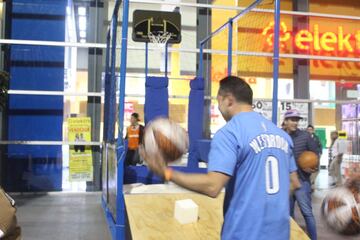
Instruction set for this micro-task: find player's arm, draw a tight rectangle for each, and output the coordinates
[139,145,229,198]
[169,170,230,198]
[171,130,236,197]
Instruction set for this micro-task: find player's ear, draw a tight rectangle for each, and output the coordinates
[226,94,236,107]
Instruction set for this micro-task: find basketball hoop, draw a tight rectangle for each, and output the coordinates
[148,32,172,49]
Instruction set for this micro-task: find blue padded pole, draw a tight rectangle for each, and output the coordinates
[271,0,280,124]
[198,43,204,78]
[116,0,129,237]
[165,42,168,78]
[227,19,233,76]
[145,42,148,78]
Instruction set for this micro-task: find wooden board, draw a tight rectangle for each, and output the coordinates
[125,192,309,240]
[290,218,310,240]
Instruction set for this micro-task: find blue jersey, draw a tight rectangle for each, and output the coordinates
[208,112,297,240]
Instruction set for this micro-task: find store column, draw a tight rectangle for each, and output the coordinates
[197,0,212,138]
[292,0,312,122]
[86,1,105,191]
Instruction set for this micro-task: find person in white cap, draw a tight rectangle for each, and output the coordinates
[282,109,318,240]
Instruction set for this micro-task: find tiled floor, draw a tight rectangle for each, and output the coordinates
[13,192,111,240]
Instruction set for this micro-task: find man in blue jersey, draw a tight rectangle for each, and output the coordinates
[283,109,318,240]
[140,76,300,240]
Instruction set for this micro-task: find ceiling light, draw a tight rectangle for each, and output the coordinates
[79,30,86,38]
[66,6,71,16]
[78,7,86,16]
[79,16,87,31]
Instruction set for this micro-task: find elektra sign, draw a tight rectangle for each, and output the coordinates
[262,21,360,53]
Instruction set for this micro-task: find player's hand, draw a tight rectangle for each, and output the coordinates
[303,167,317,173]
[139,145,167,177]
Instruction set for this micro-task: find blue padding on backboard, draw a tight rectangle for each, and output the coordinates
[145,76,168,88]
[190,76,204,90]
[187,77,205,168]
[144,76,169,124]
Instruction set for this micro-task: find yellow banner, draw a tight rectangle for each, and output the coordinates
[68,117,93,182]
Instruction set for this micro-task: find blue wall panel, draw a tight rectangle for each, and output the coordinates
[5,0,66,192]
[9,114,63,141]
[8,145,61,159]
[12,0,67,15]
[9,67,64,91]
[11,46,65,62]
[12,20,65,41]
[9,96,63,110]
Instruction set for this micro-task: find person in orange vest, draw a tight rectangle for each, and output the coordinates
[125,113,144,165]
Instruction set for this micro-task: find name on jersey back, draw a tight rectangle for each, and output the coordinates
[249,134,289,154]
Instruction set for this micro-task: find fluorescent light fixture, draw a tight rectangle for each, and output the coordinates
[79,16,87,31]
[78,7,86,16]
[80,39,86,43]
[66,6,71,16]
[79,30,86,38]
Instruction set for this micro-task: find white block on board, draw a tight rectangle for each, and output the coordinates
[174,199,199,224]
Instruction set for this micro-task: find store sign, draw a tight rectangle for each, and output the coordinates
[68,117,93,182]
[262,21,360,53]
[253,100,309,129]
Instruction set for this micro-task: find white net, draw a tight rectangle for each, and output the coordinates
[148,32,171,49]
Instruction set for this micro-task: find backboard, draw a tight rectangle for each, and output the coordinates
[132,10,181,43]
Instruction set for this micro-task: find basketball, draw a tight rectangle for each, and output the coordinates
[143,118,189,163]
[321,177,360,235]
[297,151,318,170]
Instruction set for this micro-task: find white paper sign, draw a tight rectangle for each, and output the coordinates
[253,100,309,129]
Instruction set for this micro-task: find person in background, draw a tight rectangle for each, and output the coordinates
[306,125,322,157]
[328,131,344,186]
[141,76,300,240]
[125,112,144,166]
[328,131,339,169]
[306,124,322,190]
[283,110,318,240]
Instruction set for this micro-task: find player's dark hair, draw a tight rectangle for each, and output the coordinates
[218,76,253,105]
[307,124,314,129]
